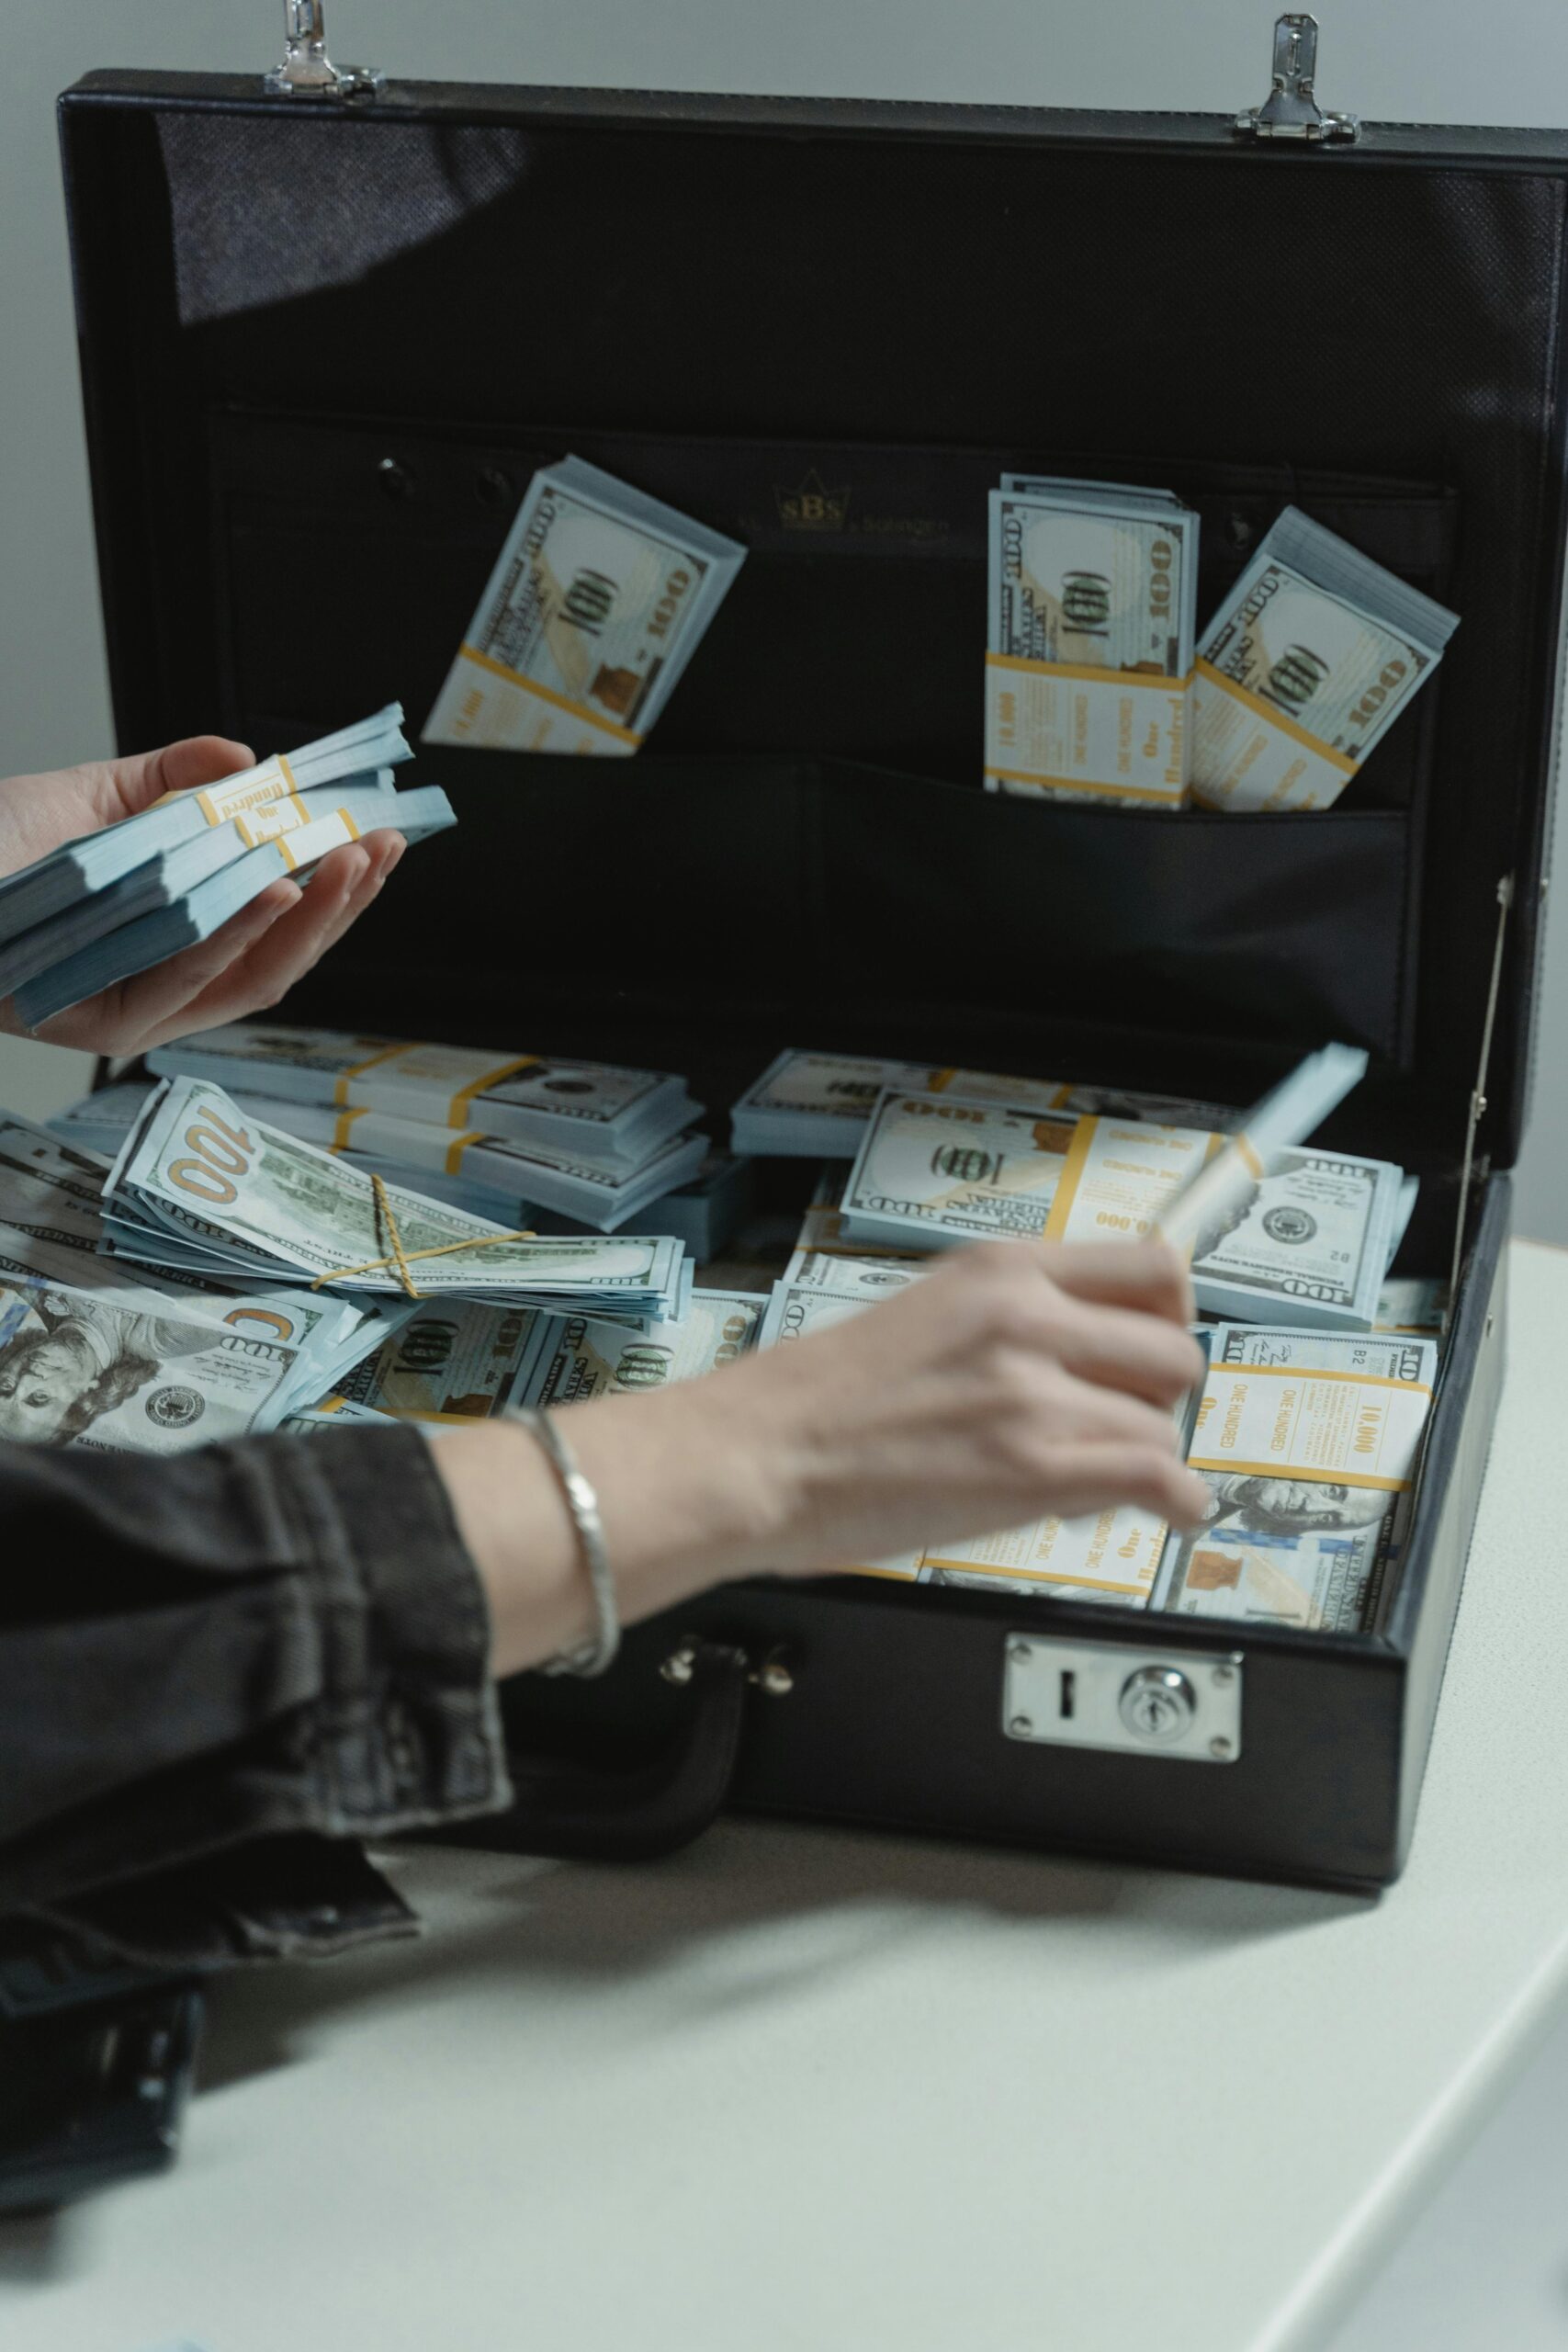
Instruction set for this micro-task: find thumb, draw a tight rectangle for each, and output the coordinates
[107,734,256,815]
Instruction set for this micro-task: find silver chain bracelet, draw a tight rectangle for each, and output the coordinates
[503,1406,621,1678]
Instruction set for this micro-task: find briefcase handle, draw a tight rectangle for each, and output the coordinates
[443,1637,751,1865]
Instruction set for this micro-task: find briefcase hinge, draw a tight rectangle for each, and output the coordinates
[1234,14,1360,144]
[263,0,385,99]
[1448,873,1515,1320]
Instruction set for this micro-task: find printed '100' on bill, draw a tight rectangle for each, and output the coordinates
[987,493,1196,676]
[423,456,744,755]
[841,1092,1077,1250]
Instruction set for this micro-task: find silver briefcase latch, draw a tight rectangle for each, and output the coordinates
[264,0,385,99]
[1235,14,1360,144]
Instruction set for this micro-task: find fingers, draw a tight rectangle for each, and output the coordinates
[135,831,401,1051]
[1050,1295,1206,1408]
[105,735,257,820]
[1039,1368,1188,1457]
[33,880,299,1053]
[1043,1238,1195,1328]
[1036,1443,1212,1530]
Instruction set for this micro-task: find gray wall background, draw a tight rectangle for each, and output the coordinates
[3,0,1565,1238]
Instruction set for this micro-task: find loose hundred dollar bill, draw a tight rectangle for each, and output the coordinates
[1192,507,1458,811]
[0,1271,304,1453]
[423,455,745,754]
[107,1077,689,1324]
[986,481,1198,805]
[1154,1323,1437,1628]
[840,1091,1077,1252]
[524,1290,766,1408]
[334,1298,559,1423]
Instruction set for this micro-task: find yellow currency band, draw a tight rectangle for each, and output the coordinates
[1193,659,1359,775]
[1186,1454,1412,1494]
[274,836,299,874]
[1201,1363,1432,1396]
[197,754,307,831]
[446,1057,537,1126]
[332,1041,418,1106]
[1042,1114,1098,1241]
[458,643,645,748]
[445,1128,483,1174]
[332,1107,368,1149]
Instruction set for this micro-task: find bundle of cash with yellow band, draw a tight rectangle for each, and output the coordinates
[0,702,456,1031]
[220,1093,706,1234]
[13,785,455,1030]
[423,456,746,756]
[730,1045,1238,1159]
[1154,1324,1438,1629]
[0,706,411,943]
[985,478,1200,806]
[148,1021,699,1165]
[103,1075,693,1326]
[837,1045,1404,1330]
[1191,508,1459,811]
[53,1085,753,1261]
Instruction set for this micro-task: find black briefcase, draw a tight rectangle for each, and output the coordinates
[58,19,1557,1890]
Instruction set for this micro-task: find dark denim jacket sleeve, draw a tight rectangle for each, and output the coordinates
[0,1423,513,1968]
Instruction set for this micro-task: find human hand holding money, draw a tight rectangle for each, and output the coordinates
[0,733,407,1052]
[683,1238,1209,1578]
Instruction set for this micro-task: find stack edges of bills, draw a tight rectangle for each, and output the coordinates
[984,475,1201,808]
[142,1023,712,1237]
[423,456,746,756]
[0,709,457,1028]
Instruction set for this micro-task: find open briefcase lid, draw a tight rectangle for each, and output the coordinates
[55,46,1568,1198]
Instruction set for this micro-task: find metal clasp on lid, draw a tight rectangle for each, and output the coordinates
[1235,14,1359,143]
[264,0,384,99]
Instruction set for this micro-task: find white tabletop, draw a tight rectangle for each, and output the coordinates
[6,1237,1568,2352]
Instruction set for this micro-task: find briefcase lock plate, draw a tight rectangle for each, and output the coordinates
[1002,1637,1243,1763]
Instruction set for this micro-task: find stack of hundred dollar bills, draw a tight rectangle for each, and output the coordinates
[985,476,1200,807]
[754,1249,1436,1629]
[0,709,456,1029]
[423,456,745,756]
[729,1042,1439,1629]
[1190,507,1459,812]
[98,1074,694,1326]
[734,1046,1414,1335]
[126,1021,721,1238]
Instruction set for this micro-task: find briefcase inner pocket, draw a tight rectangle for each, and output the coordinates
[818,764,1416,1069]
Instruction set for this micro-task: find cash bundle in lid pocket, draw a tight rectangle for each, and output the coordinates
[983,479,1200,808]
